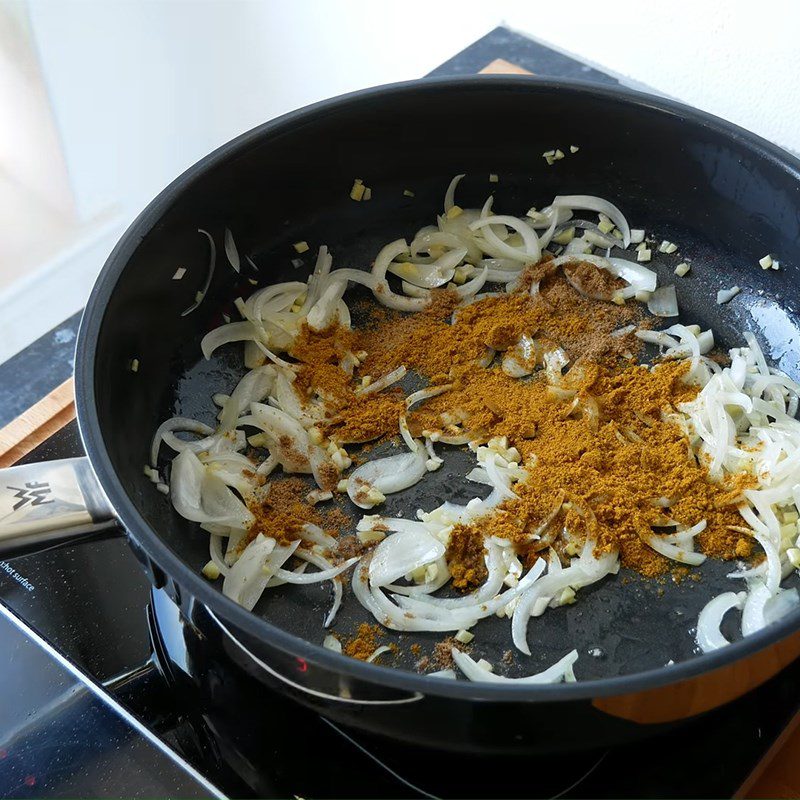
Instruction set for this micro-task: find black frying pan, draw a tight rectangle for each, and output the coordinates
[3,76,800,753]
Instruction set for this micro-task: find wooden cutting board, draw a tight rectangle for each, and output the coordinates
[0,57,795,799]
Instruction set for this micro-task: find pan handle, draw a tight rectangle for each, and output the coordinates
[0,457,119,558]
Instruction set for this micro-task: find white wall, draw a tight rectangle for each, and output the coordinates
[28,0,800,228]
[2,0,797,362]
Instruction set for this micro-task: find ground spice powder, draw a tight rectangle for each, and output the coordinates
[246,477,350,547]
[248,260,757,589]
[344,623,383,660]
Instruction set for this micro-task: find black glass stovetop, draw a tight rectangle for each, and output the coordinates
[1,418,800,799]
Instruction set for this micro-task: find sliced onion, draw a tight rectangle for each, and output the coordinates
[412,230,482,265]
[696,591,746,653]
[299,522,337,550]
[150,417,215,467]
[272,556,359,584]
[224,227,240,272]
[348,448,427,509]
[223,534,288,610]
[171,449,254,529]
[388,248,466,288]
[371,239,429,312]
[741,580,772,636]
[469,215,541,264]
[201,321,261,360]
[369,529,446,587]
[400,281,430,299]
[181,229,216,317]
[640,531,706,565]
[356,365,407,396]
[455,266,489,298]
[444,174,465,212]
[428,669,457,679]
[307,278,347,332]
[551,195,631,247]
[451,648,578,684]
[366,645,394,663]
[219,366,276,432]
[248,402,313,473]
[406,384,453,410]
[209,534,231,577]
[648,285,679,317]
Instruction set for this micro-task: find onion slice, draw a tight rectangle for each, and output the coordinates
[182,229,216,316]
[451,648,579,684]
[696,591,746,653]
[369,529,445,587]
[348,448,427,509]
[551,195,631,247]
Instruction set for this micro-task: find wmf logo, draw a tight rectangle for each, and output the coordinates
[8,481,54,511]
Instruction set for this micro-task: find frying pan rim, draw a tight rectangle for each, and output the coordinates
[77,74,800,703]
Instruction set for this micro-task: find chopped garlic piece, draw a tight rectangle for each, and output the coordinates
[554,149,565,160]
[359,485,386,508]
[559,586,576,605]
[130,358,140,372]
[363,186,372,201]
[788,548,800,569]
[634,290,652,302]
[772,260,780,270]
[323,634,343,653]
[665,242,678,254]
[446,205,463,219]
[489,173,499,183]
[403,188,415,197]
[569,144,580,153]
[637,248,652,263]
[630,229,645,244]
[759,254,773,269]
[674,262,690,277]
[357,528,386,545]
[476,658,494,672]
[781,522,797,540]
[293,241,309,253]
[636,242,647,251]
[452,266,469,285]
[336,479,349,493]
[308,427,323,445]
[611,292,625,306]
[202,561,221,580]
[307,489,333,505]
[598,218,615,234]
[552,227,575,245]
[455,629,474,644]
[172,267,186,280]
[350,180,366,201]
[716,285,741,304]
[331,449,351,471]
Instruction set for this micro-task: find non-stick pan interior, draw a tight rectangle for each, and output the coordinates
[92,78,800,680]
